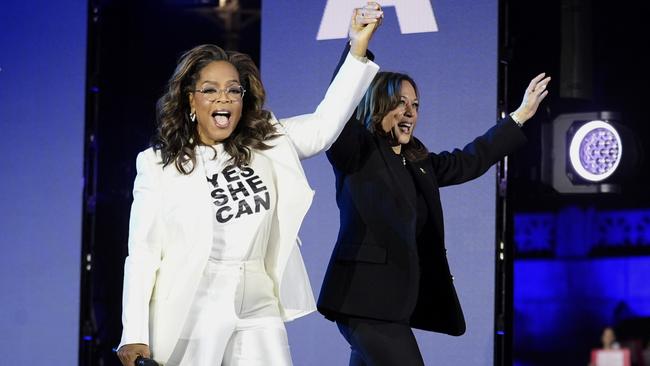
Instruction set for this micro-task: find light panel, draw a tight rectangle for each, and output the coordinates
[568,120,622,182]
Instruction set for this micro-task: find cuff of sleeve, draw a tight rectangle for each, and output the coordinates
[509,112,524,127]
[349,51,368,64]
[343,52,379,73]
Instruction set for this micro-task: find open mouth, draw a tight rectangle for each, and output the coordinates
[212,110,231,128]
[397,122,413,134]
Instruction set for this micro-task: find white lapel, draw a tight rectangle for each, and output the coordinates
[158,155,213,299]
[258,133,314,282]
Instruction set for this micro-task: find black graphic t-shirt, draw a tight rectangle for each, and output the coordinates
[199,145,277,261]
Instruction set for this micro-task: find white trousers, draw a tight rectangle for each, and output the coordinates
[165,259,293,366]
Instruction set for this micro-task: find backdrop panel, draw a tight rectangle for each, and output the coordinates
[262,0,498,364]
[0,1,86,364]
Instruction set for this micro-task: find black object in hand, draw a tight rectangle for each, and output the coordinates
[135,356,159,366]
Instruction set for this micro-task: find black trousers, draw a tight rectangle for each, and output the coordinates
[335,317,425,366]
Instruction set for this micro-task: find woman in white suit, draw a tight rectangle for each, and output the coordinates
[116,3,383,366]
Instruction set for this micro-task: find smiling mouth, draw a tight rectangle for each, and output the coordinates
[397,122,413,134]
[212,110,231,128]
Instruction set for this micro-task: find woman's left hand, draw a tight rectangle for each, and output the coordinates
[349,1,384,58]
[511,73,551,126]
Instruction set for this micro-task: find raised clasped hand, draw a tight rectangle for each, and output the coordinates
[349,1,384,58]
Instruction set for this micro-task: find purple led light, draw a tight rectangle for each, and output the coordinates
[569,120,623,182]
[579,128,620,175]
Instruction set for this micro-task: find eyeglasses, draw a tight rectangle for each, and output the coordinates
[193,85,246,102]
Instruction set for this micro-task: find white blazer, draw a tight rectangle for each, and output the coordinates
[119,53,379,364]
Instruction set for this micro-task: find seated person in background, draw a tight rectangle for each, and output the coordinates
[589,326,627,366]
[601,326,621,350]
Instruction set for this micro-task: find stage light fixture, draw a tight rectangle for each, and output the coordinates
[541,111,640,194]
[568,120,622,182]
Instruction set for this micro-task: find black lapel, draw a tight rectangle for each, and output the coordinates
[406,158,445,236]
[374,135,416,213]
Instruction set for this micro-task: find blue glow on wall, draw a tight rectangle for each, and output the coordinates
[514,209,650,366]
[0,0,86,364]
[515,208,650,257]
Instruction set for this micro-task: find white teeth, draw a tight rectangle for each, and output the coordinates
[397,122,412,135]
[397,123,412,133]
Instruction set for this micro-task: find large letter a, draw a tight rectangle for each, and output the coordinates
[316,0,439,40]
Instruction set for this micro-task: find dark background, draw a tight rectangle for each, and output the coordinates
[503,1,650,366]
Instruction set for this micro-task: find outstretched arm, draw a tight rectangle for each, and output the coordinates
[433,73,551,186]
[279,2,382,160]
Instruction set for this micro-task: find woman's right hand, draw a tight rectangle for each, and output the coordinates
[117,343,151,366]
[510,72,551,125]
[349,1,384,58]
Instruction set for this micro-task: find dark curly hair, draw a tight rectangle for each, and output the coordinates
[152,44,278,174]
[356,71,429,162]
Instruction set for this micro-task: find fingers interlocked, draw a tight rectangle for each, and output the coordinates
[354,2,384,26]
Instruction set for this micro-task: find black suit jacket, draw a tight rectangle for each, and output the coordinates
[316,103,527,336]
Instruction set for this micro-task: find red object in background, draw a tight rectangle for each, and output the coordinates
[591,349,631,366]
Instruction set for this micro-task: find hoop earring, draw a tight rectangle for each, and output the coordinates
[190,112,196,122]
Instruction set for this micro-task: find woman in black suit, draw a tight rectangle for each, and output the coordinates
[317,71,550,365]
